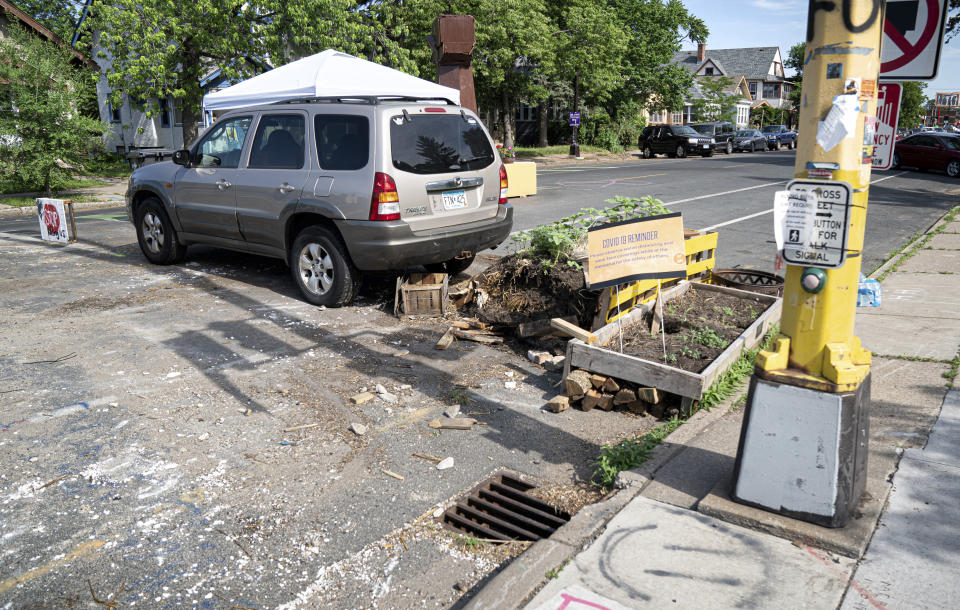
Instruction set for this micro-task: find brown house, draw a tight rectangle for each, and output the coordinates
[0,0,98,70]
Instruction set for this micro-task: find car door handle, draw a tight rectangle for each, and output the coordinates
[278,183,296,194]
[216,178,232,190]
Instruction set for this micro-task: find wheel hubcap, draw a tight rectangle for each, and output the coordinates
[298,243,334,295]
[949,160,960,176]
[141,212,164,254]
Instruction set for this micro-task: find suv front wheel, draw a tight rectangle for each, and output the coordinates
[725,141,733,154]
[135,197,186,265]
[675,144,686,159]
[290,226,360,307]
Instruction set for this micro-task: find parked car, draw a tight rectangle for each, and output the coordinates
[732,129,767,152]
[638,124,714,159]
[892,133,960,177]
[761,124,798,150]
[125,97,513,307]
[690,121,736,154]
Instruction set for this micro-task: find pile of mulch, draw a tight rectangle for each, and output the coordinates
[464,253,600,329]
[615,289,766,373]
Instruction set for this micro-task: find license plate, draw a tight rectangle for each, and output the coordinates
[441,189,468,210]
[703,144,710,149]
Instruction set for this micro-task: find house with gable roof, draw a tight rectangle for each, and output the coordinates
[648,43,797,128]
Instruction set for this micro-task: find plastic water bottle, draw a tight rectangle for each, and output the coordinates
[857,273,881,307]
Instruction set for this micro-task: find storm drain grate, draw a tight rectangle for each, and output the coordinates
[442,471,571,541]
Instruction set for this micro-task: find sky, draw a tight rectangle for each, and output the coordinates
[681,0,960,98]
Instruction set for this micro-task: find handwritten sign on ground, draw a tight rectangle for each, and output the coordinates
[36,198,72,243]
[587,212,686,289]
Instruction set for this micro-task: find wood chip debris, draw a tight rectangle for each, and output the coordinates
[382,469,405,481]
[428,417,477,430]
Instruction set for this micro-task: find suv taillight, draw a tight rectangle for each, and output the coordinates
[499,164,508,204]
[370,172,400,221]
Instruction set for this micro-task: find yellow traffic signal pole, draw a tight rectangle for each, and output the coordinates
[731,1,883,527]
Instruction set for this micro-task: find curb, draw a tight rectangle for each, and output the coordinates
[462,390,744,610]
[868,205,958,279]
[0,200,125,218]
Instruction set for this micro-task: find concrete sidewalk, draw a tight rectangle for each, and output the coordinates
[467,207,959,609]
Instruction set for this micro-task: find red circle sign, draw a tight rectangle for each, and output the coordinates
[881,0,940,73]
[42,203,60,236]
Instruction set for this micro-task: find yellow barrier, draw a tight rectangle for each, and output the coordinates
[596,231,718,327]
[504,161,537,197]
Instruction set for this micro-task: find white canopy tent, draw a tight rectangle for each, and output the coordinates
[202,50,460,112]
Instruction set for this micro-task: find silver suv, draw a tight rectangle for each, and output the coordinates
[125,97,513,306]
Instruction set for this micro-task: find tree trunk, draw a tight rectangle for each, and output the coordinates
[538,99,548,147]
[501,89,514,150]
[180,43,203,147]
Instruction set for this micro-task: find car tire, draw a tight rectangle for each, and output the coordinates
[790,139,796,149]
[425,253,476,276]
[947,159,960,178]
[290,226,359,308]
[675,144,686,159]
[642,145,653,159]
[892,152,901,169]
[725,141,733,155]
[135,197,186,265]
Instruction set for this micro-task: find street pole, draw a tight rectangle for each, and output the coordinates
[731,0,883,527]
[570,72,580,158]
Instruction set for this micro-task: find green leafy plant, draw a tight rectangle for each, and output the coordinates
[699,325,779,411]
[689,326,728,350]
[448,388,471,406]
[593,418,682,491]
[455,534,486,551]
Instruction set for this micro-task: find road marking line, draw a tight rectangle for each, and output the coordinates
[665,181,787,207]
[538,173,666,190]
[696,171,911,231]
[699,209,775,232]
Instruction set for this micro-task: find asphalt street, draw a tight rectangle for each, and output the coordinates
[1,153,957,608]
[504,149,960,275]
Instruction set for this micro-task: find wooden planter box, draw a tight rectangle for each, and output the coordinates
[563,281,782,401]
[394,272,448,316]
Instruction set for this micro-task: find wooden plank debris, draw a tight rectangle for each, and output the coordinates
[428,417,477,430]
[550,318,597,343]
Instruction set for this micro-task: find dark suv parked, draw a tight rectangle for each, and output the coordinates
[691,121,736,154]
[638,125,714,159]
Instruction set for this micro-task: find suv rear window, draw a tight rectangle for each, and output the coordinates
[692,124,715,135]
[390,114,494,174]
[315,114,369,171]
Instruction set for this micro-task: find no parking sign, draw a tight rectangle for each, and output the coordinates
[880,0,949,80]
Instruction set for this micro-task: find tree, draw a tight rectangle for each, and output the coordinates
[691,76,741,123]
[750,105,788,128]
[15,0,82,42]
[947,0,959,41]
[785,41,804,111]
[85,0,399,145]
[0,25,104,195]
[899,81,929,129]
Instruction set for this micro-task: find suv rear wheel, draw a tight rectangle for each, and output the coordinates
[642,145,653,159]
[290,226,359,307]
[135,197,186,265]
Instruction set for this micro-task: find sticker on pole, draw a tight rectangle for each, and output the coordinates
[872,83,902,170]
[880,0,949,80]
[775,181,852,269]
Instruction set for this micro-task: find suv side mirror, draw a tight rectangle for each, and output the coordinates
[172,149,191,166]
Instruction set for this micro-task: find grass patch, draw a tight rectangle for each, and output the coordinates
[447,387,472,406]
[82,154,131,179]
[454,534,486,551]
[0,193,108,207]
[514,145,607,158]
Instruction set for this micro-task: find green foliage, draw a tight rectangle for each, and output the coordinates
[699,325,778,411]
[750,105,790,128]
[448,388,472,406]
[511,196,670,265]
[691,76,741,123]
[86,0,399,145]
[899,82,929,129]
[454,534,486,550]
[786,42,805,111]
[947,0,960,42]
[688,326,728,350]
[0,25,105,195]
[15,0,81,41]
[593,418,681,490]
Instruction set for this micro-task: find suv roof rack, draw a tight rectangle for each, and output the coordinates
[276,95,458,106]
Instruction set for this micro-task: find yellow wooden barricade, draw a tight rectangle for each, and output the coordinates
[596,231,718,328]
